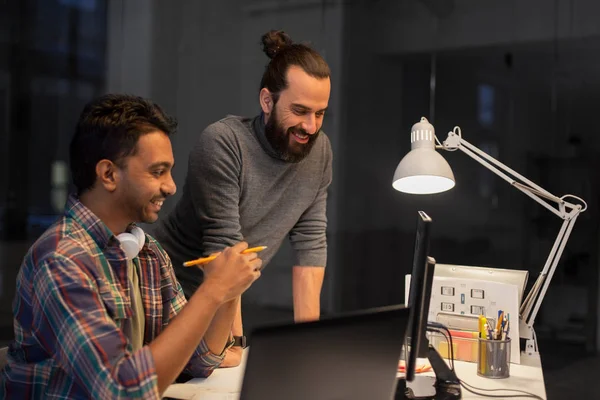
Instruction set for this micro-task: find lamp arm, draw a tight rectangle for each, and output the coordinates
[521,213,580,327]
[439,127,587,354]
[441,129,567,217]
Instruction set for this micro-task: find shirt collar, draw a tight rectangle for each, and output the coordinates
[64,193,115,251]
[64,194,150,253]
[252,112,288,161]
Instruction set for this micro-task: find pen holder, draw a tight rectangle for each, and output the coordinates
[477,337,511,379]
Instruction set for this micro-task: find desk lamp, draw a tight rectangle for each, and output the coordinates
[392,117,587,357]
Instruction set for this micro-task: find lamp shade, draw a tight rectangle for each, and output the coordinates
[392,117,455,194]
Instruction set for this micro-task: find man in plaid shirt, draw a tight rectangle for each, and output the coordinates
[0,94,262,399]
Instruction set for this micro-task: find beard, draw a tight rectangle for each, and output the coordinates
[118,181,165,226]
[125,193,158,225]
[264,107,319,163]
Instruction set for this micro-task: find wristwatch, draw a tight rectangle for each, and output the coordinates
[232,335,247,348]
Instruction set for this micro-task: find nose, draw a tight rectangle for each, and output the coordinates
[301,113,317,135]
[162,173,177,197]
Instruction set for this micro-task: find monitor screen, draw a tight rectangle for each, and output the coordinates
[405,211,436,382]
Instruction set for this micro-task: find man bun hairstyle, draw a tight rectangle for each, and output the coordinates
[261,30,293,59]
[259,29,330,103]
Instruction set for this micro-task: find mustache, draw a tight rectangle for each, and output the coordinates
[289,127,308,135]
[288,126,319,137]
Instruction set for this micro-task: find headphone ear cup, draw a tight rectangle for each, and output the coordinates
[131,227,145,251]
[116,227,146,260]
[117,233,140,260]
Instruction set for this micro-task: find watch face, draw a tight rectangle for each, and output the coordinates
[234,336,247,348]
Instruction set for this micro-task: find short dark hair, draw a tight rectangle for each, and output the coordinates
[260,30,330,103]
[69,93,177,194]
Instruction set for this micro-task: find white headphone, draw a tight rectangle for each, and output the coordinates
[116,226,146,260]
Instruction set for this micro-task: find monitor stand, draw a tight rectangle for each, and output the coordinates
[396,345,462,400]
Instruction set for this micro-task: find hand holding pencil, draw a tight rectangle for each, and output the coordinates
[200,242,264,302]
[184,246,267,267]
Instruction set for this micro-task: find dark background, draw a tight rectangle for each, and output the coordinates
[1,1,598,397]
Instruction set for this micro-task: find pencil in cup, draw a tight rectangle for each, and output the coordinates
[477,337,511,379]
[183,246,267,267]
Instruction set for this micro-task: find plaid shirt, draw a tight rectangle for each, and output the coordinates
[0,194,227,399]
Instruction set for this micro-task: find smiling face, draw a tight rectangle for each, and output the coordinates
[261,65,331,162]
[113,130,177,224]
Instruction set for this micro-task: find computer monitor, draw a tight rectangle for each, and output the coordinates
[240,305,411,400]
[405,211,434,382]
[399,211,461,400]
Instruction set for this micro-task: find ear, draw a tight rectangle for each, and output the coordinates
[96,159,120,192]
[259,88,274,115]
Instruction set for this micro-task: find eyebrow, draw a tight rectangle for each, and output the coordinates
[149,161,174,170]
[291,103,328,113]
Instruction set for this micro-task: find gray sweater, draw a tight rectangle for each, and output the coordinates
[152,114,332,297]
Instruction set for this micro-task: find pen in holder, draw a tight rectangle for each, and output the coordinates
[477,337,511,379]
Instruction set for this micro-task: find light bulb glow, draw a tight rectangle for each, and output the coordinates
[392,175,455,194]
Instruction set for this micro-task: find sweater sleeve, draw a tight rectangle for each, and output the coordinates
[187,121,244,254]
[288,135,333,267]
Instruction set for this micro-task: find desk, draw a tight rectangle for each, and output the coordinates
[163,351,546,399]
[164,351,248,399]
[406,353,546,399]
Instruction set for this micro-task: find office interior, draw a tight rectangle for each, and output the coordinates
[0,0,599,398]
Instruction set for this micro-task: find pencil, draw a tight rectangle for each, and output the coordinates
[183,246,267,267]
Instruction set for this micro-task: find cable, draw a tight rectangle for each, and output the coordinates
[428,322,544,399]
[427,327,453,369]
[426,325,454,370]
[427,322,455,369]
[459,380,544,399]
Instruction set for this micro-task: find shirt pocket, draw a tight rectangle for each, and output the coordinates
[96,278,132,322]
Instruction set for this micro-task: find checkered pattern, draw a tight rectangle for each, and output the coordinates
[0,194,226,399]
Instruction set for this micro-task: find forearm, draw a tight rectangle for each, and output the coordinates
[292,266,325,322]
[203,297,239,354]
[232,297,243,335]
[149,283,223,394]
[220,298,244,368]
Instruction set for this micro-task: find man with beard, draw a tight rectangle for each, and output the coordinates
[0,94,262,399]
[151,30,332,366]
